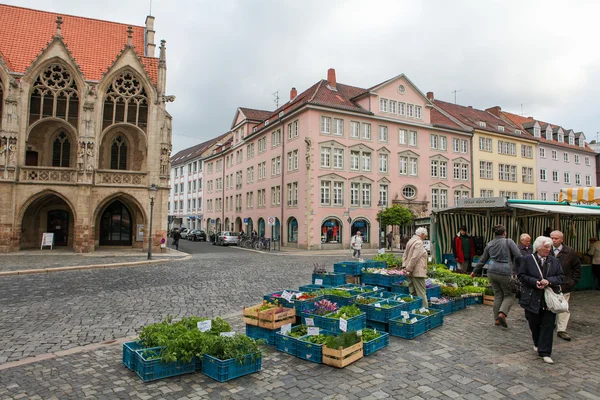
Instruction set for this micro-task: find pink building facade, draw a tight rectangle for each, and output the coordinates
[202,70,472,249]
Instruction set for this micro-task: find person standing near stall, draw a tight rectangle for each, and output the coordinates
[403,227,429,308]
[587,238,600,290]
[452,225,476,274]
[550,230,581,341]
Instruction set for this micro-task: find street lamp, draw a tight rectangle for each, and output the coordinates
[377,200,386,249]
[148,184,158,260]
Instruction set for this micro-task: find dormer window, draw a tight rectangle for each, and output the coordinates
[557,133,563,143]
[568,135,574,145]
[479,121,486,128]
[498,126,505,132]
[253,127,257,133]
[579,139,585,147]
[515,129,521,135]
[546,128,552,140]
[265,119,269,126]
[533,127,541,137]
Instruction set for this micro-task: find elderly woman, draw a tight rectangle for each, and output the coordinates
[518,234,532,257]
[519,236,565,364]
[471,225,522,328]
[403,227,429,308]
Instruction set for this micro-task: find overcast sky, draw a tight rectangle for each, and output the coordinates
[9,0,600,152]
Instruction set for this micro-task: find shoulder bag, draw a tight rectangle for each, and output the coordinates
[532,256,569,314]
[506,239,521,295]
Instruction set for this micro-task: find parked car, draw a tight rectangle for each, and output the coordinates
[189,230,207,241]
[179,229,190,239]
[215,231,240,246]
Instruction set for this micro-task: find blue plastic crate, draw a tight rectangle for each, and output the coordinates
[202,353,262,382]
[391,282,410,294]
[319,312,366,334]
[388,314,428,340]
[362,300,404,323]
[246,324,276,346]
[264,290,323,311]
[378,274,406,288]
[122,341,146,371]
[464,295,482,306]
[299,284,331,292]
[399,295,423,311]
[275,330,300,357]
[134,347,196,382]
[312,273,346,286]
[474,295,483,304]
[366,291,405,301]
[323,293,358,307]
[442,254,458,270]
[366,320,389,332]
[348,284,379,296]
[426,285,442,300]
[334,261,363,276]
[364,260,387,269]
[360,272,380,286]
[429,300,455,316]
[413,308,444,330]
[295,330,333,363]
[363,331,390,356]
[452,297,466,312]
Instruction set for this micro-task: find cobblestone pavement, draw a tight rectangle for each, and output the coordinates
[1,248,599,399]
[0,255,178,272]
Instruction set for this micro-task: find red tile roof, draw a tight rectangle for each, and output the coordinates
[170,132,231,166]
[0,4,158,85]
[238,107,272,121]
[430,108,468,131]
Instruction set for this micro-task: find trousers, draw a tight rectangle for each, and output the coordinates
[407,276,428,308]
[555,292,571,332]
[525,308,556,357]
[488,272,514,318]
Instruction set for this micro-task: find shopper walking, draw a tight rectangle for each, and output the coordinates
[351,231,363,259]
[550,230,581,341]
[172,229,181,250]
[387,231,394,250]
[403,227,429,308]
[519,236,565,364]
[452,225,476,274]
[587,238,600,290]
[471,225,521,327]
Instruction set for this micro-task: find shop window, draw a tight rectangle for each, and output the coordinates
[321,218,342,243]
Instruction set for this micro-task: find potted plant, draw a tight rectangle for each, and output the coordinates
[322,332,364,368]
[201,334,264,382]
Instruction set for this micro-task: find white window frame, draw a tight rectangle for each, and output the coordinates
[379,153,388,173]
[321,116,331,134]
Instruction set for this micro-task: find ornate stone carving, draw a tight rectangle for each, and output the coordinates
[77,142,85,171]
[160,148,169,175]
[85,142,95,172]
[7,137,17,169]
[0,137,7,167]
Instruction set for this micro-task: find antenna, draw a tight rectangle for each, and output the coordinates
[149,0,152,15]
[273,91,280,109]
[452,90,462,104]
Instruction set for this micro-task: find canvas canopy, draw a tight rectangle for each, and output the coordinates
[559,187,600,204]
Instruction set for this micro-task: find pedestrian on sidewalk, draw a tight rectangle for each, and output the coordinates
[351,231,363,259]
[387,231,393,251]
[452,225,475,274]
[587,238,600,290]
[550,230,581,341]
[471,225,521,328]
[518,236,565,364]
[172,229,181,250]
[402,227,429,308]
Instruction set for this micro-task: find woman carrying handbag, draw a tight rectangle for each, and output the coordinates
[518,236,565,364]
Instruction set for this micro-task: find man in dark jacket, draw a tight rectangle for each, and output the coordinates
[550,230,582,341]
[172,229,181,250]
[452,225,476,274]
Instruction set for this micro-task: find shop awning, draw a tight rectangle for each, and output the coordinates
[559,187,600,204]
[509,202,600,216]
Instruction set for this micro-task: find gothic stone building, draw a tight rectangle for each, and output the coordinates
[0,5,173,252]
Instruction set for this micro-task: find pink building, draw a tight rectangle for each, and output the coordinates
[202,69,472,249]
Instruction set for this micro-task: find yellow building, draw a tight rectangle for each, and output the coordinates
[433,99,537,199]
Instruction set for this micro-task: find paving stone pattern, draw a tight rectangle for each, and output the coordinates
[0,255,175,272]
[0,251,599,399]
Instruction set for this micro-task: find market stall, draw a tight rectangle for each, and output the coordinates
[431,198,600,290]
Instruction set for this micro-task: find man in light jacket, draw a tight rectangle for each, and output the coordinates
[351,231,363,259]
[403,227,429,307]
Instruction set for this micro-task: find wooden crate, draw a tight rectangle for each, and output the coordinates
[322,341,364,368]
[258,306,296,330]
[483,295,494,306]
[242,305,262,326]
[346,275,361,284]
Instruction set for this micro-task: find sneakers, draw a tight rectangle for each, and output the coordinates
[557,331,571,341]
[543,356,554,364]
[533,346,538,352]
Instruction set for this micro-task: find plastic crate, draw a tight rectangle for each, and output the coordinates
[414,308,444,330]
[299,284,330,293]
[312,273,346,286]
[363,331,390,356]
[378,274,405,288]
[334,261,363,276]
[473,295,483,304]
[391,282,410,294]
[366,320,389,332]
[464,296,478,306]
[275,331,299,357]
[201,353,262,382]
[122,341,146,371]
[388,314,428,340]
[362,300,404,323]
[264,290,322,312]
[319,312,366,334]
[323,293,358,307]
[429,300,455,316]
[401,296,423,311]
[364,260,387,269]
[245,324,276,346]
[134,347,196,382]
[426,285,442,300]
[360,272,380,286]
[452,297,466,312]
[295,330,333,363]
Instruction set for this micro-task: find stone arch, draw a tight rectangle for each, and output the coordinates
[224,217,230,231]
[235,217,242,233]
[97,63,155,104]
[98,124,148,171]
[320,216,343,244]
[18,189,78,250]
[350,216,372,243]
[257,217,266,237]
[93,192,147,248]
[26,118,79,167]
[287,217,298,243]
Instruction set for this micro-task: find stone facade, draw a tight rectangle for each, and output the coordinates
[0,6,173,253]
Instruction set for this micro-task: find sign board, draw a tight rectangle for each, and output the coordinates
[197,320,212,332]
[243,218,249,224]
[339,317,348,332]
[41,233,54,249]
[307,327,320,336]
[315,279,324,286]
[456,197,506,208]
[211,219,215,223]
[136,224,145,242]
[267,216,276,226]
[423,240,431,252]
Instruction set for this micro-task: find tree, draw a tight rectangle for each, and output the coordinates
[378,205,414,227]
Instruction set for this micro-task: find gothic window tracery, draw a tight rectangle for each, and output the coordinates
[102,72,148,132]
[52,131,71,167]
[29,63,79,126]
[110,135,128,170]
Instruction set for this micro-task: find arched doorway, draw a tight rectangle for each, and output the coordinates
[99,200,132,246]
[247,218,254,235]
[258,218,265,237]
[271,217,281,241]
[351,218,371,243]
[321,217,342,243]
[225,217,230,232]
[287,217,298,243]
[235,217,242,233]
[215,218,222,232]
[20,192,75,249]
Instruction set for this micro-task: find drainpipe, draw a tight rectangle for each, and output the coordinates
[470,131,475,195]
[222,153,225,233]
[280,116,285,247]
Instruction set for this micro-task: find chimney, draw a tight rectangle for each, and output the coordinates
[290,87,297,101]
[327,68,337,90]
[426,91,434,101]
[145,16,156,57]
[468,106,473,109]
[485,106,501,117]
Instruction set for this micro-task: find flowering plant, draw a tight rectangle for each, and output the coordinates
[430,296,451,305]
[311,299,339,316]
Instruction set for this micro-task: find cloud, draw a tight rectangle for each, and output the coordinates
[8,0,600,152]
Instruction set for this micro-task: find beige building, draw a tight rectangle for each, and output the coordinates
[0,5,173,253]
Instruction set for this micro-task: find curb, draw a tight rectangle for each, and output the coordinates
[0,255,192,277]
[231,246,380,257]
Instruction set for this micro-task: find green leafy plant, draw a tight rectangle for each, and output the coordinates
[378,205,414,228]
[372,253,402,267]
[304,334,330,344]
[289,325,308,338]
[325,331,361,350]
[361,328,381,342]
[329,305,362,319]
[485,287,495,296]
[441,286,464,297]
[413,309,437,316]
[461,285,486,294]
[354,296,379,305]
[203,334,265,364]
[321,289,354,298]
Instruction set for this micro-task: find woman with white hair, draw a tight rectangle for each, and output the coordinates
[402,227,429,307]
[518,236,565,364]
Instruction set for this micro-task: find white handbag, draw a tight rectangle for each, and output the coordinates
[533,256,569,314]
